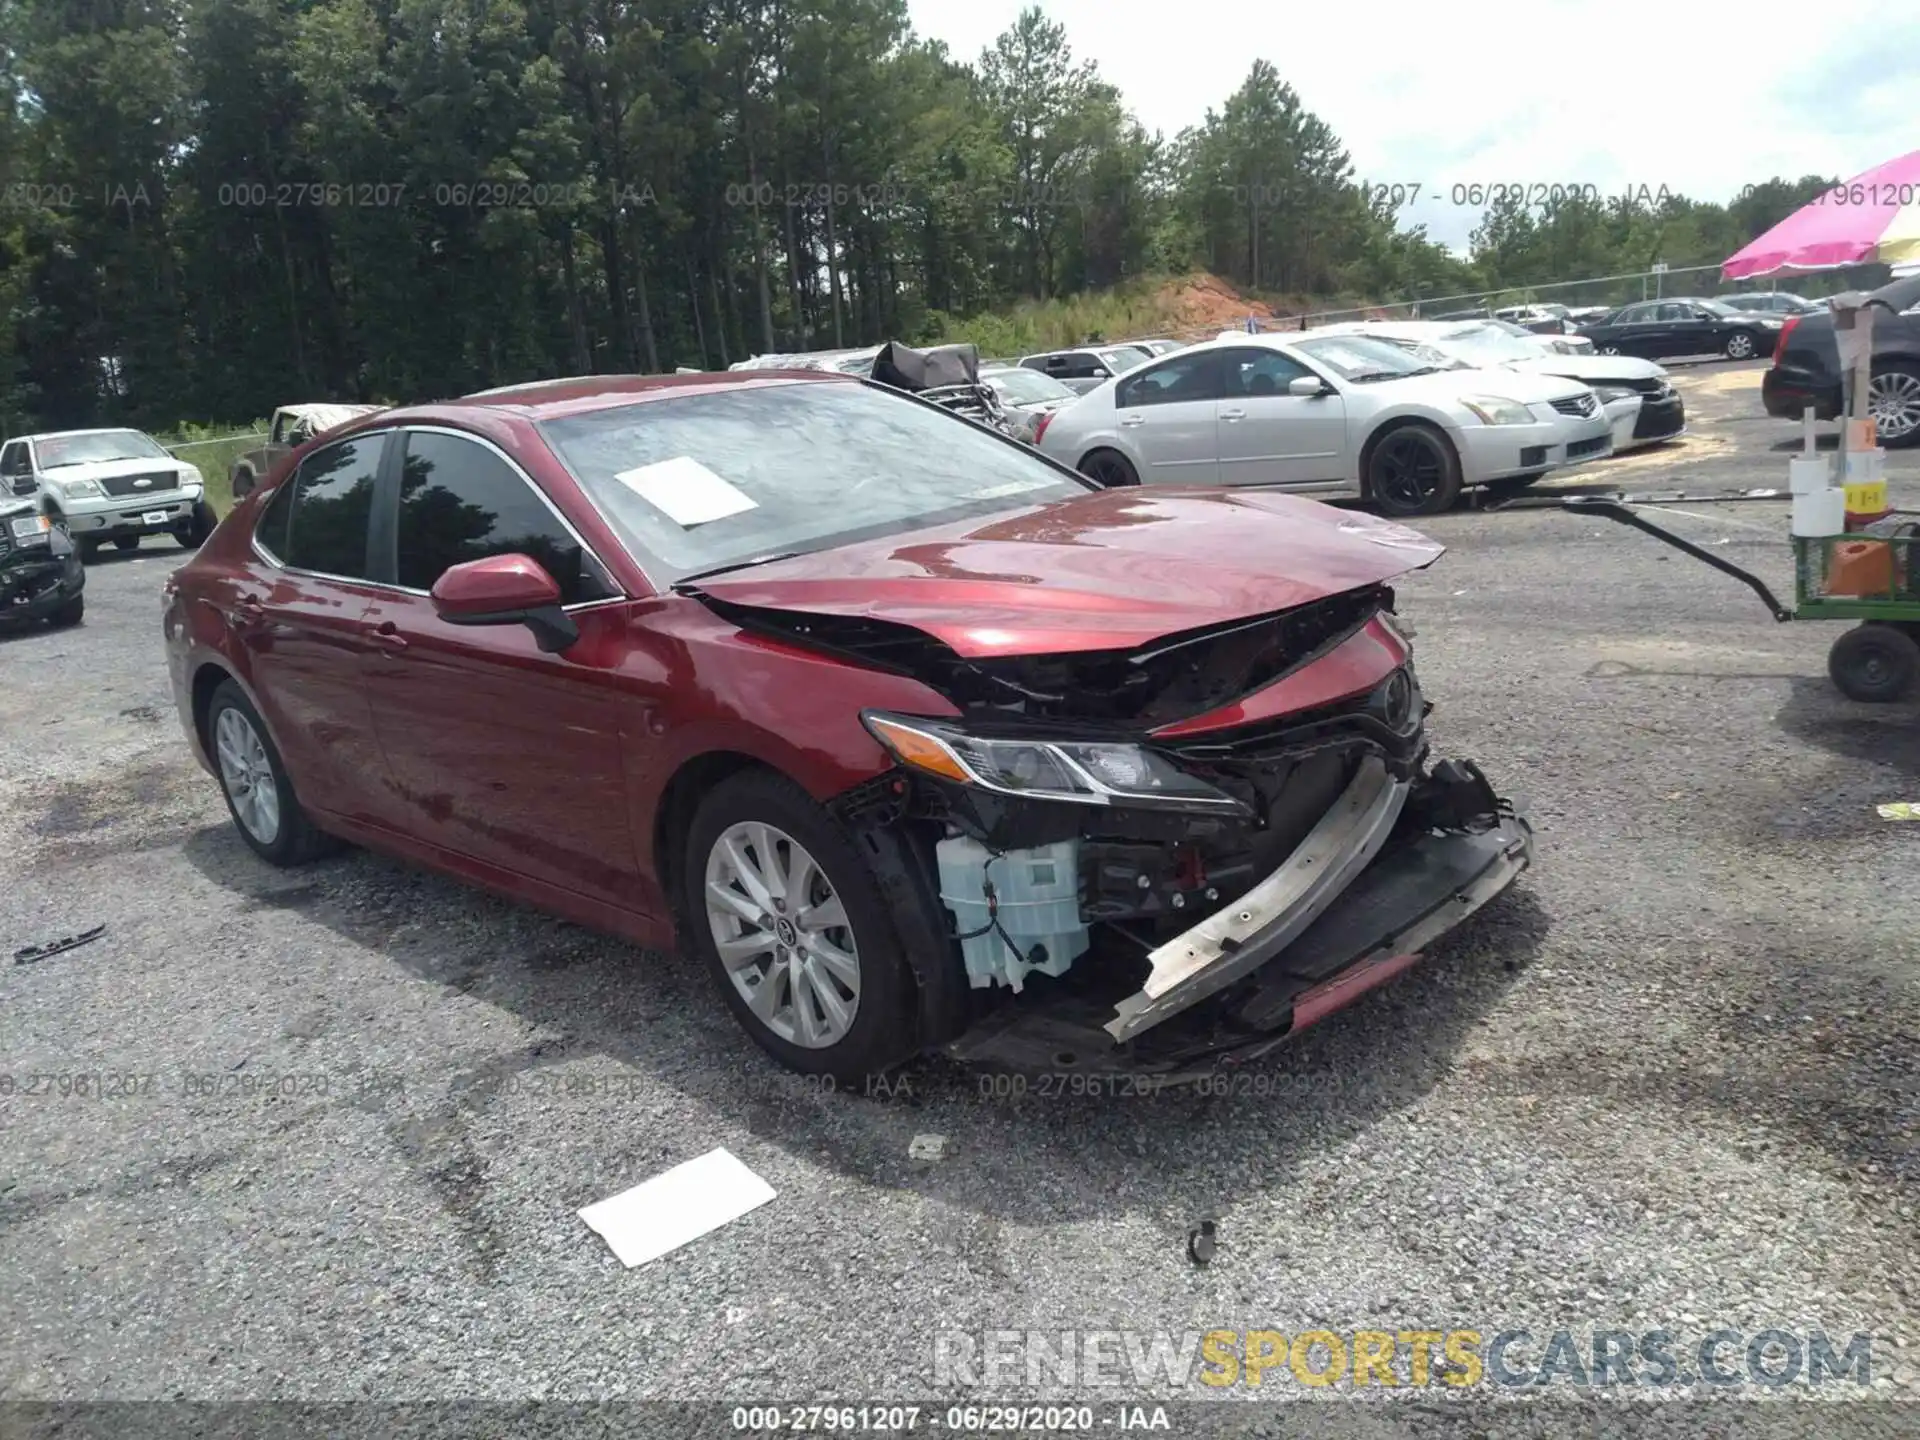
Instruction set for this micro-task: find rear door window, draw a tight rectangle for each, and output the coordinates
[274,437,381,578]
[1116,350,1225,407]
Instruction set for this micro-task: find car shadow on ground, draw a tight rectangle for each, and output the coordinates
[179,823,1546,1232]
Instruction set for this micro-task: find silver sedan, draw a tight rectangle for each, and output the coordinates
[1036,332,1612,516]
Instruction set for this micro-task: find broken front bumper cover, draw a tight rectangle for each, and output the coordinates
[945,756,1533,1078]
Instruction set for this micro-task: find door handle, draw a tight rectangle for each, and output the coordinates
[371,621,408,652]
[1119,414,1145,427]
[1219,408,1246,421]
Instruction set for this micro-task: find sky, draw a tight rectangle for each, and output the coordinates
[904,0,1920,255]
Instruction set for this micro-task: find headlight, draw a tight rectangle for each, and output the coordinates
[177,464,204,491]
[1595,385,1636,402]
[862,712,1247,813]
[57,477,103,499]
[1459,394,1535,426]
[8,513,52,545]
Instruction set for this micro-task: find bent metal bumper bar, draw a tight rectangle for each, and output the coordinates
[1105,756,1410,1043]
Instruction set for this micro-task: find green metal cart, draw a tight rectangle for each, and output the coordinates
[1565,495,1920,703]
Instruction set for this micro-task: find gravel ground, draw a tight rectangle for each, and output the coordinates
[3,360,1918,1436]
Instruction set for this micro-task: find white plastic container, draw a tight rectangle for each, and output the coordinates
[936,835,1088,991]
[1843,448,1886,485]
[1788,455,1833,495]
[1791,489,1846,537]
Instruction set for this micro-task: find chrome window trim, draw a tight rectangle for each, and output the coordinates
[250,425,632,613]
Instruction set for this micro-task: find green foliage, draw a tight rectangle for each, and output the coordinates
[0,0,1869,430]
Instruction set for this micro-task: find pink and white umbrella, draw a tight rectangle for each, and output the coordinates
[1722,150,1920,280]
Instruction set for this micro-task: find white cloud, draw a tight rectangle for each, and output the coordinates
[906,0,1920,253]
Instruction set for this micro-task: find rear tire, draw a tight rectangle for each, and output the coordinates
[680,768,918,1085]
[1365,422,1463,517]
[1724,331,1758,360]
[1078,448,1140,488]
[46,593,84,628]
[205,680,342,865]
[231,468,255,501]
[1829,623,1919,703]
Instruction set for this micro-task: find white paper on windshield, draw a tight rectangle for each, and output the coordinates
[613,455,757,527]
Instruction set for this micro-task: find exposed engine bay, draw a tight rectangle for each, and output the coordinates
[691,579,1532,1073]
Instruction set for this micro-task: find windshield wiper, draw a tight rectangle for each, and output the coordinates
[670,550,806,589]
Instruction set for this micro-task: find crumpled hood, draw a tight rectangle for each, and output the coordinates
[692,487,1443,657]
[1504,353,1664,384]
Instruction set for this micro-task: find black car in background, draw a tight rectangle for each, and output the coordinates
[1763,303,1920,448]
[1579,297,1782,361]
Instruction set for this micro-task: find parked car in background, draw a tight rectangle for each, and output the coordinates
[1314,320,1684,453]
[1018,345,1155,394]
[231,404,385,499]
[1035,330,1611,516]
[980,365,1081,444]
[1565,305,1615,327]
[1719,291,1822,316]
[0,490,85,627]
[160,370,1531,1081]
[1763,302,1920,448]
[1578,298,1782,360]
[1486,317,1594,355]
[1129,338,1187,356]
[1,428,216,557]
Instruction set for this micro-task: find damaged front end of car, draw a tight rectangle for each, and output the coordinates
[694,579,1532,1078]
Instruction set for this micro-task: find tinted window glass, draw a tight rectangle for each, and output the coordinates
[397,431,616,604]
[1219,346,1312,396]
[256,473,296,558]
[0,442,22,476]
[1116,350,1223,407]
[281,438,377,577]
[1615,304,1649,324]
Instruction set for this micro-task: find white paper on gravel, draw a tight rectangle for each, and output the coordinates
[613,455,756,527]
[578,1147,776,1268]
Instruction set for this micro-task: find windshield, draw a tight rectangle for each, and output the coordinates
[1293,334,1433,382]
[1438,325,1543,363]
[539,382,1088,581]
[1097,346,1151,372]
[34,429,170,468]
[983,369,1077,404]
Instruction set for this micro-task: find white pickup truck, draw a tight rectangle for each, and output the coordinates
[1,428,215,559]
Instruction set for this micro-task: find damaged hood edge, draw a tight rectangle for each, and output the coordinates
[691,487,1443,659]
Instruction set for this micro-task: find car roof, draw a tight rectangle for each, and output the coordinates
[17,426,158,443]
[398,370,856,426]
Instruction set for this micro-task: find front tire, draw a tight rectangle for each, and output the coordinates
[113,535,140,553]
[681,769,917,1084]
[1724,330,1758,360]
[1868,362,1920,449]
[1078,448,1139,488]
[1829,624,1920,703]
[205,680,341,865]
[1365,422,1463,517]
[46,593,84,628]
[175,499,216,549]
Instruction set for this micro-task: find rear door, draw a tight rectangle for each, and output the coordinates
[1606,303,1659,355]
[356,427,642,903]
[228,434,396,825]
[1213,346,1348,487]
[1658,302,1714,356]
[1111,349,1224,484]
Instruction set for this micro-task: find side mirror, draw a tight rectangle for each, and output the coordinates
[1288,376,1330,397]
[1090,366,1110,378]
[431,553,579,653]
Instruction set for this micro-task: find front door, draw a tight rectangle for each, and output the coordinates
[1213,346,1349,487]
[357,427,642,904]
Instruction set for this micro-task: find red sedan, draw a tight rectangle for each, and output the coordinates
[163,372,1531,1083]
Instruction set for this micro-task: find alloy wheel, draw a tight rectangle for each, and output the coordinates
[214,706,281,844]
[1725,332,1755,360]
[1371,432,1445,512]
[1082,452,1137,487]
[703,821,860,1049]
[1869,371,1920,442]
